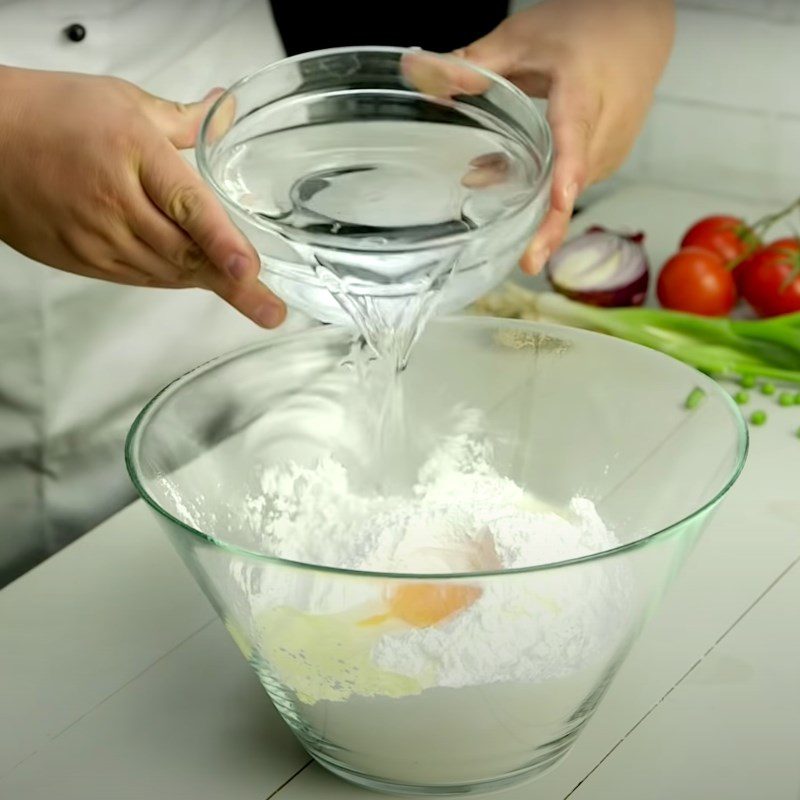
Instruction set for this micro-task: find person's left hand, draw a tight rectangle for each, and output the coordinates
[0,67,285,327]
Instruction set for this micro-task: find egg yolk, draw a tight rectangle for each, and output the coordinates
[361,583,482,628]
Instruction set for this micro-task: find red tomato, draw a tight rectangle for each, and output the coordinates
[657,247,737,316]
[739,238,800,317]
[681,215,760,270]
[731,250,761,290]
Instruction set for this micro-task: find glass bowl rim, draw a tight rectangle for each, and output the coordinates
[125,316,749,582]
[195,45,554,254]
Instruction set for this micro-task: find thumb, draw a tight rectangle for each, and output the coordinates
[144,87,225,149]
[453,23,521,78]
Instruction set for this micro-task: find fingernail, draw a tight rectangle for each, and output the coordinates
[470,152,507,169]
[226,254,248,280]
[256,302,285,329]
[524,246,550,275]
[563,181,578,206]
[203,87,225,101]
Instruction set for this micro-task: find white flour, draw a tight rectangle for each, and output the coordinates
[244,426,631,696]
[252,429,619,572]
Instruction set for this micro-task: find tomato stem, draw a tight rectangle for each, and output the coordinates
[779,258,800,293]
[724,198,800,273]
[750,196,800,237]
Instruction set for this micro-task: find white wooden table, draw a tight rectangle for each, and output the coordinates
[2,183,799,800]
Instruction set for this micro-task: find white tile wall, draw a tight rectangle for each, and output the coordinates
[509,1,800,205]
[676,0,800,24]
[771,116,800,203]
[618,3,800,203]
[661,8,800,117]
[636,100,774,199]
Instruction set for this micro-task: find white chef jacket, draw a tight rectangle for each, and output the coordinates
[0,0,293,585]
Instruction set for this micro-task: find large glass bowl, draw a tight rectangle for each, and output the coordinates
[196,47,552,330]
[126,317,747,796]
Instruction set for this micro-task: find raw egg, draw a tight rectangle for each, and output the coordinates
[361,583,481,628]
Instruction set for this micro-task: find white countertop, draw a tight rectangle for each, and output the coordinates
[2,181,799,800]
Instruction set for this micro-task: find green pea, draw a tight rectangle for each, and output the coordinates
[750,410,767,426]
[741,375,757,389]
[761,383,776,396]
[779,392,794,407]
[734,391,749,405]
[684,388,706,410]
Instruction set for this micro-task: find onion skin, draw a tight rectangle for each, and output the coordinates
[547,226,650,308]
[557,276,650,308]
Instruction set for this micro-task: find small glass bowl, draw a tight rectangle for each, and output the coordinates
[196,47,552,327]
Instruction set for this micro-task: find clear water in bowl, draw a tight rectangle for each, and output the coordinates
[201,49,551,364]
[216,114,544,362]
[218,119,536,245]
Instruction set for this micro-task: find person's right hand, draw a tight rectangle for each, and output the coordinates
[403,0,674,275]
[0,66,285,328]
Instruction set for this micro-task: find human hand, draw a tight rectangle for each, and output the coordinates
[0,67,285,327]
[455,0,675,273]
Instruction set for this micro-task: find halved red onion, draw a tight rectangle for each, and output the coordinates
[546,226,650,307]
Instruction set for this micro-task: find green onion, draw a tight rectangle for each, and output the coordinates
[741,375,757,388]
[750,410,767,426]
[734,391,749,405]
[473,285,800,384]
[795,393,800,405]
[761,383,776,396]
[779,392,795,406]
[685,388,706,410]
[796,427,800,439]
